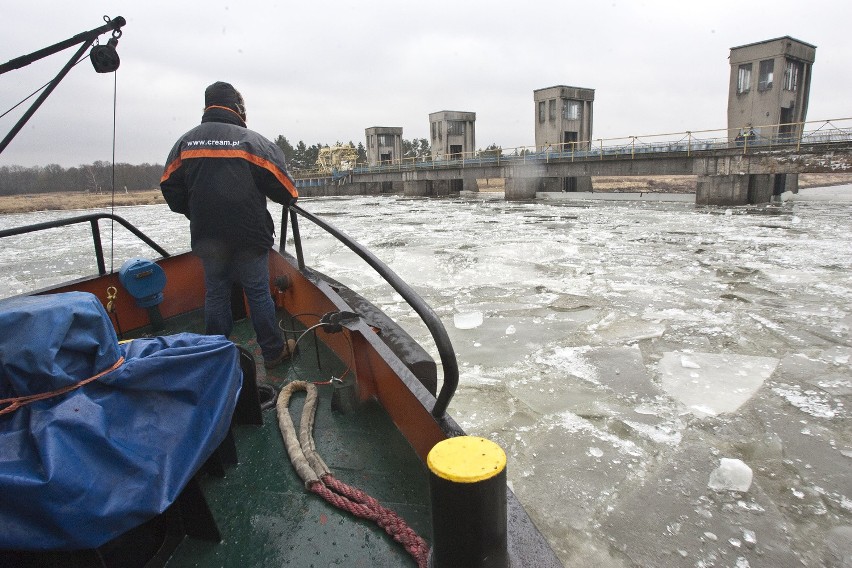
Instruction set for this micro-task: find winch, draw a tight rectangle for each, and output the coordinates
[119,257,166,330]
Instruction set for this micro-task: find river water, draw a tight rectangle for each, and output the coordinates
[1,188,851,567]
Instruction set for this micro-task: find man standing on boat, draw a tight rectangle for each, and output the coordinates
[160,81,298,368]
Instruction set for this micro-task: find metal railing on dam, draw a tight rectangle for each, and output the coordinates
[293,117,852,185]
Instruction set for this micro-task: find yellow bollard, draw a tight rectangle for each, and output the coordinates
[427,436,509,567]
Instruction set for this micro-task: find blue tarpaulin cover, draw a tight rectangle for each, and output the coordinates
[0,291,242,550]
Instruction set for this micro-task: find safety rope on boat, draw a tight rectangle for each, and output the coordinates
[0,356,125,415]
[276,381,429,568]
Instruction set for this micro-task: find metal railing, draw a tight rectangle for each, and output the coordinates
[1,209,459,417]
[291,117,852,181]
[282,205,458,419]
[0,213,170,275]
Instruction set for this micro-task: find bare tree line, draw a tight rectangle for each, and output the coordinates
[0,162,163,196]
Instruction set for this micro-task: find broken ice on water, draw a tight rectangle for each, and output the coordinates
[658,351,779,417]
[707,458,753,492]
[3,188,852,568]
[453,310,484,329]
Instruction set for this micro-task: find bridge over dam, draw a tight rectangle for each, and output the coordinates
[294,119,852,206]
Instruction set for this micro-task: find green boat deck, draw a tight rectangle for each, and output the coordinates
[143,308,433,567]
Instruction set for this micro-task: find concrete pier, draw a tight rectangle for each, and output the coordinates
[504,177,539,201]
[696,173,798,205]
[403,179,468,197]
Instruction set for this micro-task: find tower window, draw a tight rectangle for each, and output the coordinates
[758,60,774,91]
[737,63,752,94]
[447,121,465,136]
[563,101,580,120]
[538,101,545,123]
[784,60,801,91]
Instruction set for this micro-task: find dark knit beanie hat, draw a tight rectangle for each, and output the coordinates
[204,81,246,121]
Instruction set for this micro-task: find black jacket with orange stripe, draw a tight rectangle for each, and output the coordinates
[160,107,298,256]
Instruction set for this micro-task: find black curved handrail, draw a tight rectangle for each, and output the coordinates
[285,204,458,419]
[3,208,458,416]
[0,213,170,275]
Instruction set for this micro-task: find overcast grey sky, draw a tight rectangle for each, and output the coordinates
[1,0,850,167]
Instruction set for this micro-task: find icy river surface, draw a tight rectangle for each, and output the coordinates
[1,188,851,567]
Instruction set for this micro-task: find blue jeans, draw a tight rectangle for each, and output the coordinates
[200,248,285,362]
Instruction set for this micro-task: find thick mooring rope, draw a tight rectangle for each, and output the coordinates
[276,381,429,568]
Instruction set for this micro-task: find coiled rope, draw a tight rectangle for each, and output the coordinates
[276,381,429,567]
